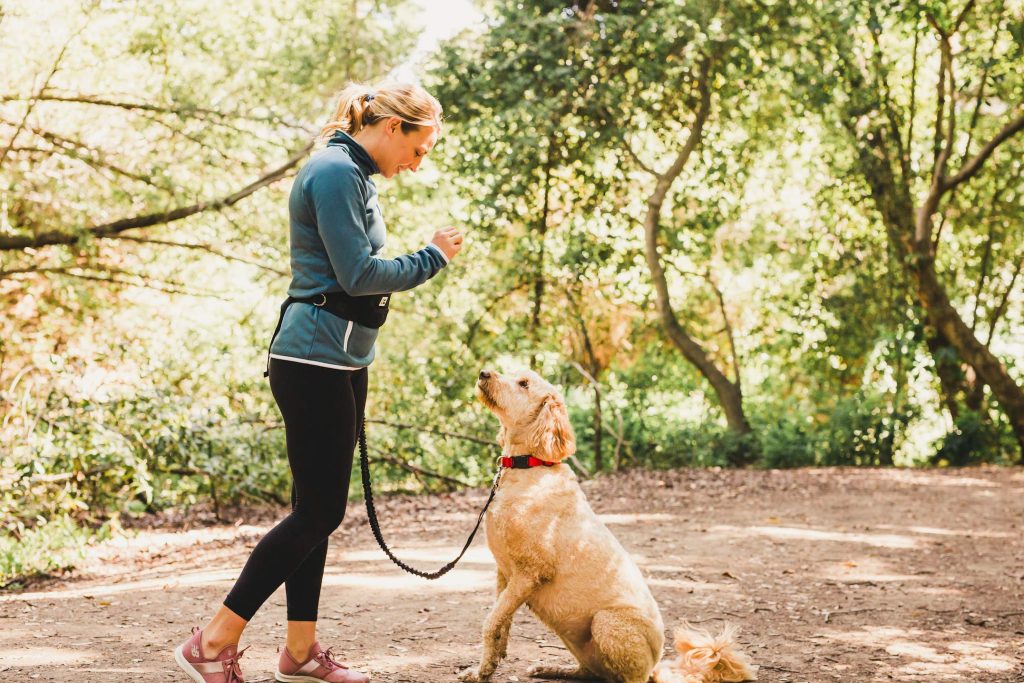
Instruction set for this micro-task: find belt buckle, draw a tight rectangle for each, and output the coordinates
[314,293,327,307]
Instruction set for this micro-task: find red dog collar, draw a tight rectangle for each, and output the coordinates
[500,455,558,469]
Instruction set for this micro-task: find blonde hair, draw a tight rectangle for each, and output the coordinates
[319,81,442,142]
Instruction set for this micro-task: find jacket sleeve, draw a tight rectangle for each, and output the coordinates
[306,159,448,296]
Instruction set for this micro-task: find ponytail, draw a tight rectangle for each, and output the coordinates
[319,81,443,142]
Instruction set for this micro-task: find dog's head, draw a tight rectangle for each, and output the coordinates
[476,369,576,462]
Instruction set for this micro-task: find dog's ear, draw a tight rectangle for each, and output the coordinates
[527,393,576,461]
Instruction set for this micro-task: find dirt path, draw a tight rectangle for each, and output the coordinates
[1,467,1022,682]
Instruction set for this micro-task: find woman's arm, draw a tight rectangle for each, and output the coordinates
[307,159,448,295]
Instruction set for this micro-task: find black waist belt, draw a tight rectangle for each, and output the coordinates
[264,291,391,376]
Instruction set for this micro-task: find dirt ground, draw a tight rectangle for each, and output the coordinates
[1,466,1022,683]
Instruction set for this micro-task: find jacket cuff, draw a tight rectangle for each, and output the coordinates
[426,242,450,265]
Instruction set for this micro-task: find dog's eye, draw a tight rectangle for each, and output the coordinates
[518,380,529,388]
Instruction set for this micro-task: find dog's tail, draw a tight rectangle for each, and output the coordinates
[651,621,757,683]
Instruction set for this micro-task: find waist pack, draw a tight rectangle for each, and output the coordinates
[264,291,391,376]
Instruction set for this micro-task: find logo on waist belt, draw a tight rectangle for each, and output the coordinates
[378,296,389,307]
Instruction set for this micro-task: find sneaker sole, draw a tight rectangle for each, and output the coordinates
[276,674,321,682]
[174,644,209,683]
[276,673,369,683]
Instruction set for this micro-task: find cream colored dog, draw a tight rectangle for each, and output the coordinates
[462,368,757,683]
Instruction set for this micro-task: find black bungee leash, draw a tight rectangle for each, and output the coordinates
[357,418,503,579]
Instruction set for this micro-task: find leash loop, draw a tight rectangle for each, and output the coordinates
[358,418,501,580]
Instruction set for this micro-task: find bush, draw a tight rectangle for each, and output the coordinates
[757,416,816,469]
[817,392,915,466]
[0,515,116,589]
[931,411,1008,466]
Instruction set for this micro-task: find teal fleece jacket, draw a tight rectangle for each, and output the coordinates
[268,131,448,370]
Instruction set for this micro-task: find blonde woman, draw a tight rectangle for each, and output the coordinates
[174,82,463,683]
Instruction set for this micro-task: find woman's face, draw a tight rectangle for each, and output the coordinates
[376,118,438,179]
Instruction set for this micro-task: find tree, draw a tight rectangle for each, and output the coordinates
[796,0,1024,451]
[433,1,793,451]
[0,0,417,279]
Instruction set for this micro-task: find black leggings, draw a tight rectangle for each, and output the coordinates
[223,358,367,622]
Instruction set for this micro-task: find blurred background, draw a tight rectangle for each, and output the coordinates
[1,0,1022,586]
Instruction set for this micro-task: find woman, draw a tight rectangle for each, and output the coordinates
[174,82,462,683]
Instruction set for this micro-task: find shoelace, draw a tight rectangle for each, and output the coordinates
[221,645,249,683]
[315,646,349,670]
[187,628,248,683]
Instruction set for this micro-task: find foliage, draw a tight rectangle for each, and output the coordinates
[1,0,1023,587]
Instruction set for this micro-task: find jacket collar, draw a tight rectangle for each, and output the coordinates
[327,130,380,176]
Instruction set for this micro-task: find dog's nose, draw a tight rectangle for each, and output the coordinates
[479,371,491,380]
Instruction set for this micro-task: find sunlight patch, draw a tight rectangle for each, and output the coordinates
[0,646,95,666]
[597,513,677,525]
[712,525,918,549]
[320,568,493,592]
[0,568,240,602]
[820,556,924,583]
[873,524,1014,539]
[337,546,494,565]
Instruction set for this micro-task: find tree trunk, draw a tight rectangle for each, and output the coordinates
[917,256,1024,450]
[637,56,752,437]
[854,127,1024,452]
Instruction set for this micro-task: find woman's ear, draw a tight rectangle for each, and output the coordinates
[527,393,576,461]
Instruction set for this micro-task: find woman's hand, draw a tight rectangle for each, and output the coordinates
[431,226,464,261]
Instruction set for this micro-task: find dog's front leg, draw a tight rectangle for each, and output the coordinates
[458,574,539,683]
[495,570,510,659]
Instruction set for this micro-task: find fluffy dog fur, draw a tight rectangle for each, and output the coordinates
[462,369,757,683]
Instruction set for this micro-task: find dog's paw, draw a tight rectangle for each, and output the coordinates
[457,666,484,683]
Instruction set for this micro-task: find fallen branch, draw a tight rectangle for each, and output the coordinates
[364,444,471,489]
[366,418,499,447]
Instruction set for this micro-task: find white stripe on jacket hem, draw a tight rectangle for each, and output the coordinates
[268,354,363,372]
[342,320,354,352]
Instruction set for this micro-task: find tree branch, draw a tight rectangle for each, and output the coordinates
[985,255,1023,348]
[366,418,499,448]
[621,138,658,177]
[0,93,312,132]
[868,5,908,182]
[968,164,1018,330]
[364,444,472,490]
[905,21,919,174]
[708,273,741,391]
[465,280,532,350]
[941,111,1024,195]
[0,18,89,168]
[951,0,978,33]
[0,265,228,298]
[2,123,172,191]
[918,21,958,246]
[0,142,313,251]
[961,11,1003,170]
[109,235,287,276]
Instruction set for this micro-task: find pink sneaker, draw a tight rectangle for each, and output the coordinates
[173,626,248,683]
[276,641,370,683]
